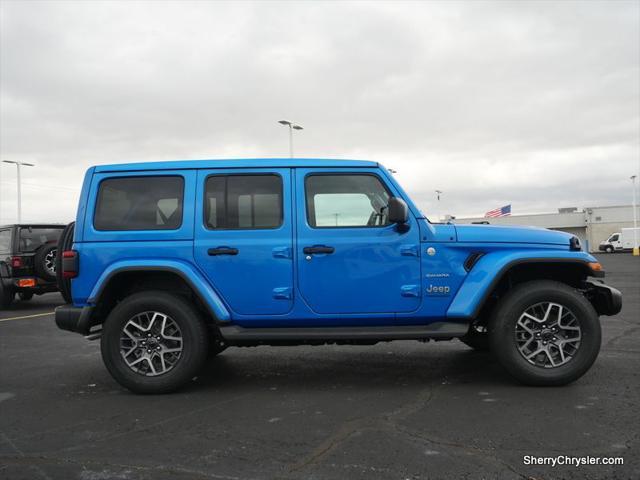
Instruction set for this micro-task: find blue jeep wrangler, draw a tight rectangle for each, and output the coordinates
[55,159,622,393]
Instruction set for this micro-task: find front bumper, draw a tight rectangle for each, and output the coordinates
[55,304,95,335]
[584,280,622,316]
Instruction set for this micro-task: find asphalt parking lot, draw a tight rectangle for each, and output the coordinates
[0,254,638,480]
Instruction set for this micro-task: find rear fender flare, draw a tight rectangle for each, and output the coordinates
[89,260,230,323]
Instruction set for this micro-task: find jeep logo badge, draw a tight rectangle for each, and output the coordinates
[426,284,450,295]
[427,247,436,256]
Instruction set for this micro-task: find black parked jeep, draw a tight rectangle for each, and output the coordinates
[0,224,65,308]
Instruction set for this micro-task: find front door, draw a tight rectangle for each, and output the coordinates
[194,168,293,316]
[295,168,422,315]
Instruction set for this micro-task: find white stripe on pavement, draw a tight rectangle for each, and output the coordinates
[0,312,55,322]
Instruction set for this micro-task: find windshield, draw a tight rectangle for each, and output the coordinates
[18,227,63,253]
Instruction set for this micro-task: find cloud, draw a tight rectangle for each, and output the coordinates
[0,0,638,223]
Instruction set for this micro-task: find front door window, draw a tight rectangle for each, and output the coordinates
[305,174,391,228]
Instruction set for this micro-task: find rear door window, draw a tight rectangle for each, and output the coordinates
[204,175,282,230]
[18,227,63,252]
[94,176,184,231]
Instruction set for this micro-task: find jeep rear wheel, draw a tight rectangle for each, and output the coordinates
[0,283,14,309]
[490,280,601,386]
[55,222,75,303]
[101,291,209,394]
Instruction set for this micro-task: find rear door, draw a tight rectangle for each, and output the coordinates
[194,169,293,316]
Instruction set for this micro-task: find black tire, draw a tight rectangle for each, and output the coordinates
[19,291,34,301]
[56,222,75,303]
[0,283,14,309]
[490,280,601,386]
[101,291,209,394]
[34,244,57,282]
[605,246,614,253]
[459,321,490,351]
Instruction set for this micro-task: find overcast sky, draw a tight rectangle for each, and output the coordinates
[1,0,639,224]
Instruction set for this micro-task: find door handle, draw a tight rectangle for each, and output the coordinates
[208,247,239,256]
[303,245,335,255]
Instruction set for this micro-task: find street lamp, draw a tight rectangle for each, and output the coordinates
[435,190,443,222]
[632,175,639,256]
[278,120,303,158]
[2,160,35,223]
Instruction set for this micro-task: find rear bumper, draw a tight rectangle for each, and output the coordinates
[14,279,58,294]
[0,268,58,293]
[55,304,95,335]
[584,280,622,316]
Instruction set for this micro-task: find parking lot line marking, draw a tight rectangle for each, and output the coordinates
[0,312,55,322]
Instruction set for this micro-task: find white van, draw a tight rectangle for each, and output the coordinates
[599,228,640,252]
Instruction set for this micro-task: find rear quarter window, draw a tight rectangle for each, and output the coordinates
[94,176,184,231]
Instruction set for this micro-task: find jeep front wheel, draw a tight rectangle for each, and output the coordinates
[101,291,209,394]
[490,280,601,386]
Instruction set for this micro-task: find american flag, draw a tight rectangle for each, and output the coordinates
[484,204,511,218]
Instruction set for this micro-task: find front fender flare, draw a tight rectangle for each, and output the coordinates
[446,250,600,319]
[88,260,231,322]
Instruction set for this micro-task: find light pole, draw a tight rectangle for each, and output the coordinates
[278,120,303,158]
[435,190,443,222]
[632,175,639,256]
[2,160,35,223]
[0,161,3,225]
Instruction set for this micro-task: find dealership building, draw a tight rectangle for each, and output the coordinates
[453,204,636,252]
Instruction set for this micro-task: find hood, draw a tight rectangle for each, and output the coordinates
[454,224,574,246]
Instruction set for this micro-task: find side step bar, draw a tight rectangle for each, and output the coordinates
[219,322,469,343]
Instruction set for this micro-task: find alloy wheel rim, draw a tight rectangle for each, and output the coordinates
[45,249,57,274]
[515,302,581,368]
[120,311,183,376]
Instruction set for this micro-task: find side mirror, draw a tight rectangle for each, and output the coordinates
[388,197,409,225]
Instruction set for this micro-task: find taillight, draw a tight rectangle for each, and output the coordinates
[11,256,23,268]
[62,250,78,279]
